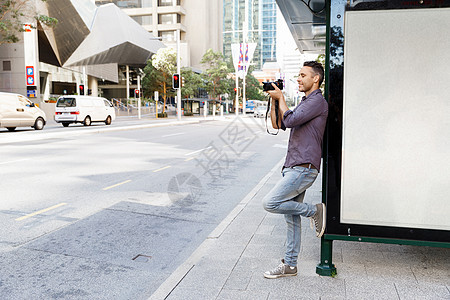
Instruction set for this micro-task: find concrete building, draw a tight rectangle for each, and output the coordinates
[0,0,164,103]
[95,0,223,71]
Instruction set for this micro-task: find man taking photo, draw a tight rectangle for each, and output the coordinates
[262,61,328,279]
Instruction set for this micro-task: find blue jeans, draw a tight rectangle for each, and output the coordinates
[262,166,318,267]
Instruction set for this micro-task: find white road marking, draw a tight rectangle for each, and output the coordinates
[185,146,212,156]
[162,132,184,138]
[0,158,30,165]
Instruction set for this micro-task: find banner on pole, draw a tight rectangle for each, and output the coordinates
[231,43,256,78]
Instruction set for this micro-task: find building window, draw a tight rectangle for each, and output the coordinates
[158,14,179,24]
[3,61,11,71]
[158,0,180,6]
[141,15,152,25]
[159,31,175,42]
[96,0,143,8]
[116,0,139,8]
[132,15,152,25]
[142,0,152,7]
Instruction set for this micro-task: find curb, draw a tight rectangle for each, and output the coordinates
[148,157,284,300]
[0,120,202,145]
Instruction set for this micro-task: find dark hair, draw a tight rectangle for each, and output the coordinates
[303,61,324,87]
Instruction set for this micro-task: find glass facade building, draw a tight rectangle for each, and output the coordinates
[223,0,277,70]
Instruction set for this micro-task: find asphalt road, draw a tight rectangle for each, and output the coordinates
[0,117,288,299]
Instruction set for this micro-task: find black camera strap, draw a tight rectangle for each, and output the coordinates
[265,97,280,135]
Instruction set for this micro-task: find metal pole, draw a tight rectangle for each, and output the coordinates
[177,29,181,121]
[235,75,239,117]
[82,66,87,94]
[126,65,130,101]
[137,75,141,119]
[154,91,159,119]
[242,0,248,116]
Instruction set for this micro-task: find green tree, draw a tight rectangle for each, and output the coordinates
[151,47,177,113]
[180,67,202,99]
[142,58,164,99]
[245,69,264,101]
[316,54,326,91]
[200,49,230,99]
[1,0,57,45]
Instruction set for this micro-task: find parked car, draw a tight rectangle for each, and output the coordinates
[0,92,46,131]
[54,95,116,127]
[253,106,268,118]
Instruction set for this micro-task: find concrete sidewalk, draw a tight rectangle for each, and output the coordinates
[150,161,450,300]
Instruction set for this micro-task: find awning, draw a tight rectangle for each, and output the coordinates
[63,3,165,67]
[276,0,326,54]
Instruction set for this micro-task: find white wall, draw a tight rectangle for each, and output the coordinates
[341,8,450,231]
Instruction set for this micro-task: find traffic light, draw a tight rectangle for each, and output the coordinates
[79,84,85,95]
[173,74,180,89]
[135,89,140,98]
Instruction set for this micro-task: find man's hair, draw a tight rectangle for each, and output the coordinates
[303,61,324,87]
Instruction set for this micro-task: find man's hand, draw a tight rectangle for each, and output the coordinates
[266,83,289,129]
[267,83,283,101]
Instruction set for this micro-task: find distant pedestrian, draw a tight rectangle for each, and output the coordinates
[262,61,328,279]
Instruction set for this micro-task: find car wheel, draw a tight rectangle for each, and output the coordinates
[34,117,45,130]
[62,122,70,127]
[6,127,16,132]
[83,116,92,126]
[105,115,112,125]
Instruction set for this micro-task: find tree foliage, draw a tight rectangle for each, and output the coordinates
[0,0,57,45]
[200,49,230,99]
[143,48,264,110]
[180,67,202,99]
[245,68,264,101]
[142,58,164,98]
[150,47,177,112]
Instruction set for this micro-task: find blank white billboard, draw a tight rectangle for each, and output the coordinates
[341,8,450,231]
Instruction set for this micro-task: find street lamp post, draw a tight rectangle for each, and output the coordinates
[176,29,181,121]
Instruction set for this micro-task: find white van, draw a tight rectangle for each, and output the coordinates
[0,92,47,131]
[55,96,116,127]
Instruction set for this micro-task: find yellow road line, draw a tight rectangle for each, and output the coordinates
[16,203,67,221]
[184,157,195,162]
[103,179,132,191]
[153,166,171,173]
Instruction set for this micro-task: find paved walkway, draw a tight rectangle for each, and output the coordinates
[149,160,450,300]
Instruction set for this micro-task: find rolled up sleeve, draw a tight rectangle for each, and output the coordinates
[282,97,325,128]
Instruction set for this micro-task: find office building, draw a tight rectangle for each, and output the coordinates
[0,0,163,103]
[95,0,223,71]
[223,0,277,70]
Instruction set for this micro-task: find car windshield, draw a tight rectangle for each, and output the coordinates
[57,98,76,107]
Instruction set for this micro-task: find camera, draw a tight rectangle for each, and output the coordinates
[262,79,283,92]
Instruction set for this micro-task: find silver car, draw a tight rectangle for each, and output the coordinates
[0,92,46,131]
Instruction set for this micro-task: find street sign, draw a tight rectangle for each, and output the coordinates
[26,66,35,86]
[27,90,37,98]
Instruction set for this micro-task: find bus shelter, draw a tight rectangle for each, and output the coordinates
[277,0,450,276]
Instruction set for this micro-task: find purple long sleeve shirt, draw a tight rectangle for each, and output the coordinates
[280,89,328,171]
